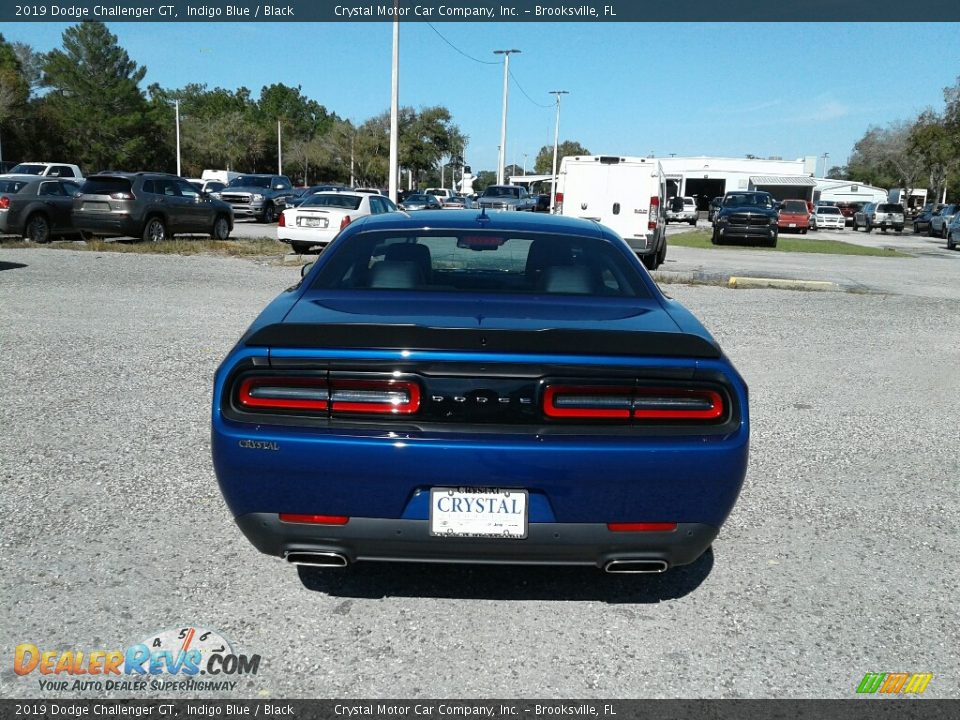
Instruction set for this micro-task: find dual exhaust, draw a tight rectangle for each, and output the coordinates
[285,552,668,574]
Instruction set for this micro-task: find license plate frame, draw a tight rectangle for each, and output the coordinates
[429,487,528,539]
[298,216,328,228]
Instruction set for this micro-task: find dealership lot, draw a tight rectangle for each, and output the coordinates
[1,246,958,698]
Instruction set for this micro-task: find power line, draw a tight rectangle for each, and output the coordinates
[425,23,499,65]
[509,68,553,109]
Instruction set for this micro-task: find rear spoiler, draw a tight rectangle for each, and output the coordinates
[245,323,721,359]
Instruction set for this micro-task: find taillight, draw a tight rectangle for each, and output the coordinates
[607,522,677,532]
[543,384,724,421]
[0,196,9,210]
[238,376,329,411]
[648,196,660,230]
[555,192,563,214]
[235,375,420,416]
[279,513,349,525]
[340,215,352,231]
[330,378,420,415]
[278,212,285,227]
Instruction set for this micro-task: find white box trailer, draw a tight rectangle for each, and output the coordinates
[555,155,666,269]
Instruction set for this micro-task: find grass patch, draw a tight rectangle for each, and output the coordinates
[670,230,912,257]
[8,237,289,257]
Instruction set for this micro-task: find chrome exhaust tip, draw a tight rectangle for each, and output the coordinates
[285,551,349,568]
[604,559,669,574]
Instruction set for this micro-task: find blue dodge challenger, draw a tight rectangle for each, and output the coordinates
[212,210,749,573]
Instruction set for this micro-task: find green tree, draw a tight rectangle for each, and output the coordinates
[42,22,161,173]
[908,110,957,207]
[534,140,589,173]
[0,33,30,162]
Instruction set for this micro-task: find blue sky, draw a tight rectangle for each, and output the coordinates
[7,21,960,174]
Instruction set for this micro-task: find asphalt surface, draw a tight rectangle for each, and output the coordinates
[1,244,958,700]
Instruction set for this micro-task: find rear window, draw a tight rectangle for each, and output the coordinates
[301,194,363,210]
[310,231,650,298]
[781,200,808,212]
[877,204,903,213]
[9,164,45,175]
[0,179,29,193]
[80,177,132,195]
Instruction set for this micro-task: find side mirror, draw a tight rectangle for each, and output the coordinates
[300,261,314,278]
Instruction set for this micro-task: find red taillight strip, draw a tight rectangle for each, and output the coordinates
[543,385,633,419]
[238,377,329,410]
[279,513,349,525]
[607,522,677,532]
[543,384,724,421]
[632,388,724,420]
[330,379,421,415]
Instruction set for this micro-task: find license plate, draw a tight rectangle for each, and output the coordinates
[788,223,796,227]
[298,217,327,228]
[84,201,110,212]
[429,488,528,539]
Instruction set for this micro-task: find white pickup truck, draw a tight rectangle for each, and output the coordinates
[3,162,84,182]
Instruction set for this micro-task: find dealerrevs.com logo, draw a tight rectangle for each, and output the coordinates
[14,626,261,693]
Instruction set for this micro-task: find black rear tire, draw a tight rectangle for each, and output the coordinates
[142,216,167,243]
[261,204,276,224]
[24,213,52,243]
[211,216,231,240]
[291,241,316,254]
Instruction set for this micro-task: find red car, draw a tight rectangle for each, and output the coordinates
[777,199,810,234]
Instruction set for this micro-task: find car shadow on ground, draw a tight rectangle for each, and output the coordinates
[296,548,713,603]
[0,261,27,271]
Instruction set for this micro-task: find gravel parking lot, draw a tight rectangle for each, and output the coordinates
[1,246,958,699]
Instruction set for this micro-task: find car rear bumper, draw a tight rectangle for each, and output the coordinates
[277,226,338,244]
[71,213,139,237]
[235,513,719,569]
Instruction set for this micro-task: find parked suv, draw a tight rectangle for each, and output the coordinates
[211,174,294,223]
[852,203,904,233]
[666,196,698,225]
[712,191,779,247]
[0,175,84,242]
[72,172,234,242]
[929,203,958,238]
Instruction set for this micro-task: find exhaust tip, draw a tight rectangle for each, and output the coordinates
[285,551,349,568]
[604,559,669,574]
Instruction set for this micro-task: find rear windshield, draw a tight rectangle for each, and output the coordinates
[9,164,45,175]
[310,231,650,298]
[302,194,363,210]
[227,175,271,188]
[877,204,903,213]
[781,200,808,212]
[0,180,28,193]
[80,177,132,195]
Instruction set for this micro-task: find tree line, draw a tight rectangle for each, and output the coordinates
[838,78,960,203]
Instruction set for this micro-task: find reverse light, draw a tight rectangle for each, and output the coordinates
[109,191,135,200]
[543,384,724,421]
[339,215,352,231]
[330,379,420,415]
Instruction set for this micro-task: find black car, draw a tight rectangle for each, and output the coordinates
[711,191,779,247]
[72,172,234,242]
[0,175,84,242]
[287,184,349,208]
[913,203,944,234]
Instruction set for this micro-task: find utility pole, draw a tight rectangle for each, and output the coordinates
[549,90,569,212]
[174,100,181,177]
[277,119,282,175]
[494,49,520,186]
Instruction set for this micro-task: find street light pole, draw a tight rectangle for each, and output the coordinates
[821,152,829,178]
[494,49,520,186]
[277,118,282,175]
[549,90,569,212]
[174,99,181,177]
[388,3,399,202]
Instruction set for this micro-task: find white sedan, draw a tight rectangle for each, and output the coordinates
[810,205,845,231]
[278,191,399,254]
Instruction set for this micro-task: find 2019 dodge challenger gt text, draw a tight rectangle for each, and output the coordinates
[211,210,749,574]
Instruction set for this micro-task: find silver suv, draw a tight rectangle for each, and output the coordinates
[852,202,904,233]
